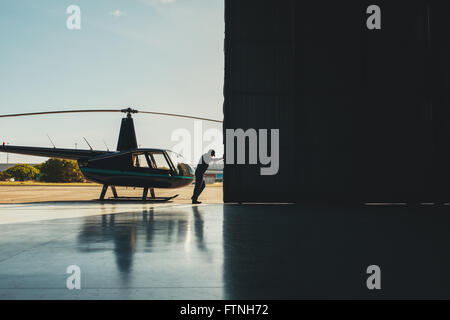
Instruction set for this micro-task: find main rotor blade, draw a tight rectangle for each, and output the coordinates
[137,111,222,123]
[0,108,223,123]
[0,109,121,118]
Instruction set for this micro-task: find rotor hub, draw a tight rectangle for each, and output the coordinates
[121,108,138,118]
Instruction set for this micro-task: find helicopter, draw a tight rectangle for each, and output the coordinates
[0,108,222,201]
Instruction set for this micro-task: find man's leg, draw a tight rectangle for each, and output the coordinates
[192,174,203,201]
[197,179,206,198]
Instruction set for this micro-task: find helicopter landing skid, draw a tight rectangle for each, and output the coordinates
[98,185,178,202]
[103,194,179,202]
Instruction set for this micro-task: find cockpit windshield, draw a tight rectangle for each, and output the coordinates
[166,151,193,176]
[150,152,171,170]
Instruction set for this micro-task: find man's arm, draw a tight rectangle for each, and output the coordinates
[211,156,224,163]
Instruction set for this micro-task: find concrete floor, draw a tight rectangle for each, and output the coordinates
[1,203,450,299]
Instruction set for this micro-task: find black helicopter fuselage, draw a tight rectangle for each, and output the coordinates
[79,149,194,188]
[0,145,194,189]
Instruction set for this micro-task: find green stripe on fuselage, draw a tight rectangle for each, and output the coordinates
[80,167,194,180]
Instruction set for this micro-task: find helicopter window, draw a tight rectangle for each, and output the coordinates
[166,151,193,176]
[133,153,150,168]
[149,152,170,171]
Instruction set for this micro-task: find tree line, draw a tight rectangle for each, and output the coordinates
[0,159,85,183]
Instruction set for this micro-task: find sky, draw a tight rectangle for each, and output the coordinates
[0,0,224,164]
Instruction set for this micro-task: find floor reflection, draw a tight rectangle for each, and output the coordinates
[76,205,218,285]
[193,206,208,252]
[223,204,450,299]
[4,203,450,299]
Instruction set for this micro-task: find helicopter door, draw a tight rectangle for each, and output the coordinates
[132,153,151,168]
[147,152,172,173]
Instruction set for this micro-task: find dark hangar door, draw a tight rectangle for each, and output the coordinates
[223,0,449,203]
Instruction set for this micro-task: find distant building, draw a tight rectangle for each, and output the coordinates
[194,163,224,184]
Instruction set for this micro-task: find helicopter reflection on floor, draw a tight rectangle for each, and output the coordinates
[75,205,219,287]
[3,203,450,299]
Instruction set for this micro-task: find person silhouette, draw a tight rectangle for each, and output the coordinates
[191,149,222,204]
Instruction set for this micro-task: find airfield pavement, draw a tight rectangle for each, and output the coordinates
[0,183,223,204]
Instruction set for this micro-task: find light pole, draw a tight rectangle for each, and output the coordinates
[6,142,9,164]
